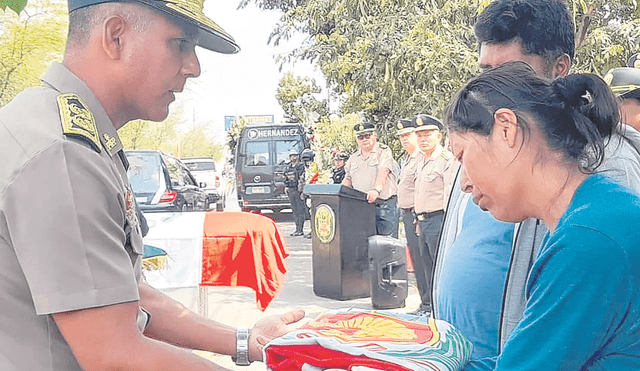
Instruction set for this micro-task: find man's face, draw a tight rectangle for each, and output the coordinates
[416,129,441,155]
[479,41,552,78]
[120,11,201,122]
[290,154,300,163]
[333,159,345,168]
[399,131,417,152]
[356,132,376,152]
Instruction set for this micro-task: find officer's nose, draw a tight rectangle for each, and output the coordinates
[183,49,201,78]
[460,166,474,193]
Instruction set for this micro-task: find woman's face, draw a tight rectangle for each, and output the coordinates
[449,124,528,223]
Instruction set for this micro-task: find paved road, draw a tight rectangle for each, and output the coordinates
[158,185,421,369]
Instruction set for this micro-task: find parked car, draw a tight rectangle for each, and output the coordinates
[125,150,209,212]
[181,157,226,211]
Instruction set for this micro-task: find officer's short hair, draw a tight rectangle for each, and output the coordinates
[474,0,575,65]
[68,2,152,49]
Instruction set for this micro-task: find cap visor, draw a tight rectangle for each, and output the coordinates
[137,0,240,54]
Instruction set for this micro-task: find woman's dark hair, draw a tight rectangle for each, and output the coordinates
[444,61,619,172]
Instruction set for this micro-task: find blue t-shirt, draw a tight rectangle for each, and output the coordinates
[470,174,640,371]
[436,197,514,361]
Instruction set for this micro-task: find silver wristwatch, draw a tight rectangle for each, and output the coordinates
[234,327,251,366]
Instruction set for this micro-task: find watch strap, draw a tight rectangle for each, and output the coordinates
[235,327,251,366]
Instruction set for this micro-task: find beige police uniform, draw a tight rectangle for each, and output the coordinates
[343,142,399,236]
[343,143,398,199]
[397,150,420,210]
[414,145,458,215]
[413,144,459,311]
[0,62,143,371]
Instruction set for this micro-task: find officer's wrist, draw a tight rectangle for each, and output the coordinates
[371,189,380,195]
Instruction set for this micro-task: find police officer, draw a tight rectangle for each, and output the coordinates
[343,122,400,237]
[0,0,304,370]
[605,54,640,131]
[396,118,430,312]
[413,114,459,314]
[330,152,349,184]
[285,150,307,236]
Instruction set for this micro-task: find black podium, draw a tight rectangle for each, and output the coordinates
[304,184,376,300]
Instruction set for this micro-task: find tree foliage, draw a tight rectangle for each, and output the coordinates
[276,71,328,123]
[241,0,640,157]
[0,0,67,107]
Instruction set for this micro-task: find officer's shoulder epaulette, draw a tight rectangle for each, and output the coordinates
[57,93,101,153]
[379,143,389,149]
[440,150,453,160]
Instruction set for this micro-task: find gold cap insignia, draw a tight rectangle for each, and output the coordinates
[359,124,364,131]
[57,93,100,153]
[397,122,404,129]
[416,117,424,126]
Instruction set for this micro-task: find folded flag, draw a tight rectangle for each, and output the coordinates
[265,308,472,371]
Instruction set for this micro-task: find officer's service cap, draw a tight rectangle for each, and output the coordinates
[413,114,443,132]
[604,56,640,101]
[353,122,375,135]
[395,119,415,136]
[68,0,240,54]
[289,149,299,156]
[334,152,349,161]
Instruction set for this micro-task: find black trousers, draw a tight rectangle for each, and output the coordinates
[402,210,429,308]
[287,188,306,233]
[416,210,445,310]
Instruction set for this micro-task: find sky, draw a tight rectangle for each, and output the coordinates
[177,1,324,144]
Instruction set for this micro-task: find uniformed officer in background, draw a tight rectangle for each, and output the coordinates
[0,0,304,370]
[605,53,640,132]
[330,152,349,184]
[285,150,307,236]
[396,118,430,313]
[343,122,400,237]
[413,114,459,314]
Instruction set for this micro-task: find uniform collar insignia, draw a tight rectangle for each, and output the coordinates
[103,133,118,152]
[57,93,101,152]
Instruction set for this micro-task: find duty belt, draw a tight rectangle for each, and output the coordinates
[415,209,444,222]
[375,195,397,205]
[400,207,414,214]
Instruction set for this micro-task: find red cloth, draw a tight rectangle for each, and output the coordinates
[200,212,289,311]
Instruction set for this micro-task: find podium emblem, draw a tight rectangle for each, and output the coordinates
[314,204,336,244]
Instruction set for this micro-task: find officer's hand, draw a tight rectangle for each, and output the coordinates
[415,223,421,236]
[248,309,306,362]
[284,188,289,196]
[366,190,379,203]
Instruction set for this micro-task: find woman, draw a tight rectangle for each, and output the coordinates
[445,61,640,370]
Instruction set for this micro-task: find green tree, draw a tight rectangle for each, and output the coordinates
[276,72,328,123]
[241,0,640,157]
[0,0,67,107]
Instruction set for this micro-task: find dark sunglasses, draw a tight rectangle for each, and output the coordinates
[357,133,372,140]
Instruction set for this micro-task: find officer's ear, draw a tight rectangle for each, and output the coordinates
[102,15,126,60]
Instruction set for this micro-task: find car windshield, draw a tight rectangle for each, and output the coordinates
[184,161,215,172]
[127,152,162,193]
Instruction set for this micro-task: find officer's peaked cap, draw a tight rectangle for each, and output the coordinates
[604,65,640,101]
[353,122,375,134]
[68,0,240,54]
[396,119,415,136]
[413,114,443,132]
